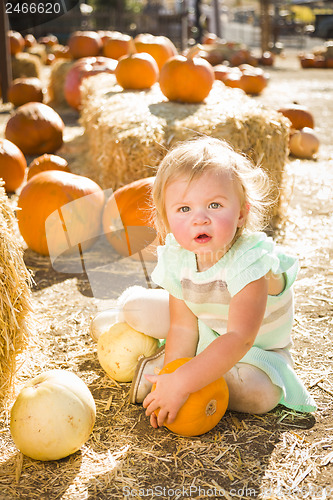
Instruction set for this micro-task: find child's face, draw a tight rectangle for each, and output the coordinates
[164,169,246,269]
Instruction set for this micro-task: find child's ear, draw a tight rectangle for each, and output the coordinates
[237,203,250,227]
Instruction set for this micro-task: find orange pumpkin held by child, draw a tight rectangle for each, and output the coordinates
[152,358,229,436]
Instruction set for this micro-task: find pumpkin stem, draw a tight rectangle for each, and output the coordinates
[186,44,203,60]
[205,399,217,416]
[128,38,137,56]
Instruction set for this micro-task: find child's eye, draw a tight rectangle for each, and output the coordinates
[209,202,222,209]
[179,206,190,213]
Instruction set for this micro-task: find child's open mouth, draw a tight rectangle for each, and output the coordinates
[195,234,212,244]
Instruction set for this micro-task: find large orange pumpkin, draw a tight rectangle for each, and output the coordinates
[7,77,45,107]
[5,102,64,156]
[134,33,177,70]
[64,56,117,110]
[278,105,315,130]
[102,32,132,60]
[102,177,157,259]
[68,31,102,59]
[115,52,159,90]
[17,170,105,256]
[0,138,27,192]
[27,154,70,180]
[153,358,229,436]
[159,46,214,103]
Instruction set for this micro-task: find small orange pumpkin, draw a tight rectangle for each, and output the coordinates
[134,33,177,70]
[289,127,320,159]
[5,102,64,156]
[17,170,105,256]
[115,52,159,90]
[102,177,157,259]
[24,34,37,48]
[102,32,132,60]
[27,154,70,180]
[278,105,314,130]
[7,77,45,107]
[0,138,27,192]
[153,358,229,436]
[239,66,269,95]
[159,46,214,103]
[8,31,25,55]
[68,31,102,59]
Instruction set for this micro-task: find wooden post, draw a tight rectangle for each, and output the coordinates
[212,0,221,38]
[260,0,271,53]
[0,0,12,102]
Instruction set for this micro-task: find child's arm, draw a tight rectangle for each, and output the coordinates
[143,275,268,427]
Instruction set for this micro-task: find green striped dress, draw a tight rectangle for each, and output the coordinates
[151,232,316,413]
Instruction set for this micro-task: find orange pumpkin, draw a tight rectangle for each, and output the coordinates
[102,177,157,259]
[5,102,64,156]
[115,53,159,90]
[134,33,177,70]
[24,34,37,48]
[102,32,132,60]
[299,53,316,69]
[159,46,214,103]
[64,56,117,110]
[278,105,314,130]
[68,31,102,59]
[27,154,70,180]
[0,138,27,192]
[8,31,25,55]
[17,170,105,256]
[289,127,320,159]
[238,66,269,95]
[7,77,44,107]
[153,358,229,436]
[213,64,231,83]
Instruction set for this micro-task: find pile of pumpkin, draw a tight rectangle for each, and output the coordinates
[298,40,333,68]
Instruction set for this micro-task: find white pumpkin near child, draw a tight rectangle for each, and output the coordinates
[10,370,96,461]
[90,309,120,341]
[97,322,159,382]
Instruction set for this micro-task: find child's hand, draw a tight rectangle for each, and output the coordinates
[143,372,189,428]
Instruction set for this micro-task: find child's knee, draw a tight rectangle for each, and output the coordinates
[117,286,170,338]
[224,364,282,414]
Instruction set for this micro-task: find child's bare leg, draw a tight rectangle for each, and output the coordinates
[117,286,170,339]
[224,363,282,414]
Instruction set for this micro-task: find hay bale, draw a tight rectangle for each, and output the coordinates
[26,43,47,62]
[11,52,41,79]
[79,74,291,217]
[48,59,75,107]
[0,184,33,403]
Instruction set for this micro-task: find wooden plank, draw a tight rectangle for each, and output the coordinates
[0,1,12,103]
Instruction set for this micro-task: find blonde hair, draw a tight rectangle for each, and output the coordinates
[152,136,275,242]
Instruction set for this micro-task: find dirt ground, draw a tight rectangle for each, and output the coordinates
[0,51,332,499]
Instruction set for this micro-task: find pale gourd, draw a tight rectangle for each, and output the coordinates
[10,370,96,461]
[97,322,159,382]
[90,309,121,341]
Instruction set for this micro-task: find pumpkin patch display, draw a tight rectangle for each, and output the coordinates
[278,105,315,130]
[27,153,70,180]
[17,170,105,256]
[102,176,157,259]
[64,56,117,110]
[68,30,102,59]
[97,322,159,382]
[159,46,214,103]
[7,77,45,107]
[134,33,177,70]
[115,52,159,90]
[0,139,27,192]
[5,102,64,156]
[10,369,96,461]
[152,358,229,436]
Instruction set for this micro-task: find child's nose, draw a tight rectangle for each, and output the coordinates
[193,209,210,224]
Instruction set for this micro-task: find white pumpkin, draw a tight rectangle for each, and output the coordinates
[10,370,96,461]
[289,127,320,159]
[90,309,121,342]
[97,322,159,382]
